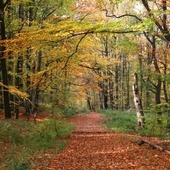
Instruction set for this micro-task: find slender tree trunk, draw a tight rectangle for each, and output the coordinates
[138,56,143,105]
[86,91,92,111]
[115,65,119,109]
[98,82,104,109]
[151,36,162,123]
[32,51,42,123]
[162,49,169,103]
[132,73,144,128]
[15,56,23,119]
[0,0,11,118]
[109,79,114,110]
[125,61,130,108]
[23,49,32,121]
[103,79,108,109]
[145,43,152,107]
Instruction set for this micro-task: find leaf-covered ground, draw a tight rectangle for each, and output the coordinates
[36,112,170,170]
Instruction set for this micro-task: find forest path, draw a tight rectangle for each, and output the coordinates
[38,112,170,170]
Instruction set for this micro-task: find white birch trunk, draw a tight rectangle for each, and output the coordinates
[132,73,144,127]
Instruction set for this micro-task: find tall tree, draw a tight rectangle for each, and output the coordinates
[132,73,145,127]
[141,0,170,42]
[0,0,11,118]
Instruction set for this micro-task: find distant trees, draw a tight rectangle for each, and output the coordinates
[0,0,77,118]
[1,0,170,126]
[93,0,170,127]
[92,34,132,110]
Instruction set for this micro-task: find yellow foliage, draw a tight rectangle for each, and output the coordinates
[0,82,29,99]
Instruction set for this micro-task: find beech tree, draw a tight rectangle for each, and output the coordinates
[0,0,11,118]
[93,0,170,118]
[1,0,170,125]
[132,73,144,127]
[141,0,170,42]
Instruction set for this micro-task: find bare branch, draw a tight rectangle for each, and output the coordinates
[107,13,142,22]
[3,0,10,9]
[62,31,89,70]
[141,0,170,41]
[143,31,153,45]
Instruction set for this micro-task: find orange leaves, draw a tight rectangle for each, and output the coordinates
[36,112,170,170]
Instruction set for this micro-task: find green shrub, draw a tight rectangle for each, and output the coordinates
[100,109,137,133]
[60,105,78,117]
[100,105,170,139]
[14,163,31,170]
[32,118,75,149]
[5,157,31,170]
[0,119,32,144]
[139,104,170,137]
[139,114,169,137]
[0,118,75,170]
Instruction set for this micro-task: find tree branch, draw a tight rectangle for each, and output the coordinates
[138,139,170,154]
[3,0,10,9]
[141,0,170,41]
[62,31,89,70]
[105,12,142,22]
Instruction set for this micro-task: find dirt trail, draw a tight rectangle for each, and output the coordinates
[37,112,170,170]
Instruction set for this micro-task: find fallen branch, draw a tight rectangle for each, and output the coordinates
[138,139,170,154]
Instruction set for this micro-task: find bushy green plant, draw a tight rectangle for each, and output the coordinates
[139,103,170,137]
[14,162,31,170]
[5,156,31,170]
[60,105,78,117]
[0,120,33,170]
[32,118,75,149]
[0,119,32,144]
[100,109,137,133]
[0,118,75,169]
[78,106,89,115]
[100,104,170,139]
[139,114,169,137]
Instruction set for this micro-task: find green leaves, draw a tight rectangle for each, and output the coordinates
[37,118,74,140]
[0,82,29,99]
[130,18,154,32]
[101,109,137,133]
[0,118,74,169]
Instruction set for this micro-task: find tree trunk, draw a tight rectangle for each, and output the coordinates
[14,56,23,119]
[86,91,92,111]
[126,62,130,109]
[109,79,114,110]
[0,0,11,118]
[141,0,170,42]
[162,50,169,103]
[115,65,119,109]
[103,79,108,109]
[151,36,162,123]
[32,51,42,123]
[132,73,144,128]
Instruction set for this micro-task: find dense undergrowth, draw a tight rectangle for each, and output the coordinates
[1,105,170,169]
[0,115,75,170]
[100,109,170,139]
[100,109,137,133]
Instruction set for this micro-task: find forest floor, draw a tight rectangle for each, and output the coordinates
[36,112,170,170]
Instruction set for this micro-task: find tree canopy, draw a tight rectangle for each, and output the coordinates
[0,0,170,125]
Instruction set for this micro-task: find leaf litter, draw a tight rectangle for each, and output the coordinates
[35,112,170,170]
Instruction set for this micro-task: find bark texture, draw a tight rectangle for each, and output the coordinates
[0,0,11,118]
[132,73,144,127]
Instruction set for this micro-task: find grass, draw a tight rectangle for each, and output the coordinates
[100,109,137,134]
[100,109,170,139]
[0,117,75,170]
